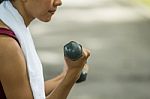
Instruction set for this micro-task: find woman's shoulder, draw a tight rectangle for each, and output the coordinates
[0,20,20,44]
[0,36,27,82]
[0,34,20,55]
[0,19,20,56]
[0,20,20,57]
[0,29,25,80]
[0,33,24,67]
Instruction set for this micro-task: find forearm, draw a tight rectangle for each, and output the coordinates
[45,72,66,96]
[46,69,80,99]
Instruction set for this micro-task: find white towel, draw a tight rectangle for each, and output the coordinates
[0,1,45,99]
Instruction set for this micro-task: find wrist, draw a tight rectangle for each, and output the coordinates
[67,67,81,74]
[65,68,81,82]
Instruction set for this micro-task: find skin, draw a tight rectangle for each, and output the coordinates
[0,0,91,99]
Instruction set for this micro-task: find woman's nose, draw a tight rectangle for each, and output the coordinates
[54,0,62,6]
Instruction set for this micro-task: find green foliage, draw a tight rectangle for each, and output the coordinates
[136,0,150,6]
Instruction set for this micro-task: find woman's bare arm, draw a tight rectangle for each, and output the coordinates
[46,68,80,99]
[0,36,34,99]
[44,72,66,96]
[0,35,90,99]
[46,49,90,99]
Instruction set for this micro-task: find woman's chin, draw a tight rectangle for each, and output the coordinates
[40,18,52,22]
[38,16,53,22]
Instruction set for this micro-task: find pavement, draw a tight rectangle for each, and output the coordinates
[29,0,150,99]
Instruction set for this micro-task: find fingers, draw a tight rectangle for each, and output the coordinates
[82,48,91,60]
[64,48,90,70]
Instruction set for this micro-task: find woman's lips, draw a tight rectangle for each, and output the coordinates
[48,10,56,14]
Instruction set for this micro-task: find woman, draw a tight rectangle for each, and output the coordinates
[0,0,90,99]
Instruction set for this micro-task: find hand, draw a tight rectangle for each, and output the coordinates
[64,48,90,71]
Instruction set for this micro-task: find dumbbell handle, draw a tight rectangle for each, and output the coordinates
[64,41,88,83]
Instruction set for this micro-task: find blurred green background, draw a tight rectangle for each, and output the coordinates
[30,0,150,99]
[135,0,150,6]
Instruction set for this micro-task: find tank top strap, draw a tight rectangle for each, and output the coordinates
[0,27,19,44]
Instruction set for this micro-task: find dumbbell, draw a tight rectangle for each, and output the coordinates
[64,41,88,83]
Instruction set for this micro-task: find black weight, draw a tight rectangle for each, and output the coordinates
[64,41,88,83]
[76,72,87,83]
[64,41,82,61]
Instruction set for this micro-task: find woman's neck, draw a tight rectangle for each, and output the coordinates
[11,1,34,27]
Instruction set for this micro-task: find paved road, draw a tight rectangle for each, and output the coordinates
[30,0,150,99]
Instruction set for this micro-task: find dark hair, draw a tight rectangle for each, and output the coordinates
[0,0,3,3]
[0,0,10,3]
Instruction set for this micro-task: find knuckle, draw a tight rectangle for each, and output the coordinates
[83,49,91,59]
